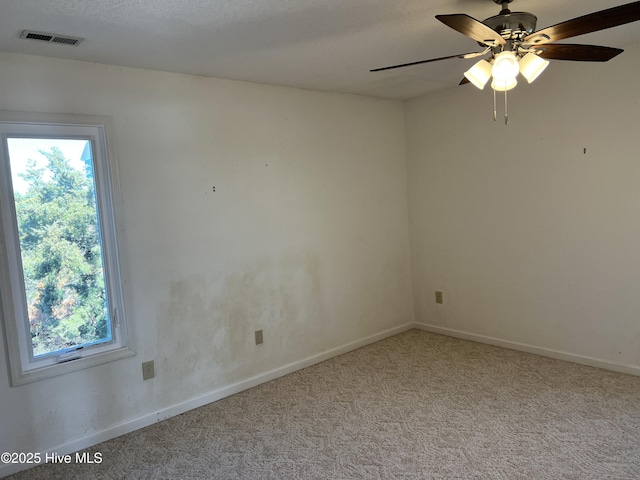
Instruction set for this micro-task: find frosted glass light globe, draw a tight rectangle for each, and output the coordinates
[464,60,492,90]
[492,51,519,82]
[519,52,549,83]
[491,78,518,92]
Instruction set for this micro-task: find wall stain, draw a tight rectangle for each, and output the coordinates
[157,251,324,401]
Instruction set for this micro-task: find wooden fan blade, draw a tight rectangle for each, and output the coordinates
[535,44,623,62]
[370,52,480,72]
[436,14,506,46]
[459,77,470,85]
[524,1,640,45]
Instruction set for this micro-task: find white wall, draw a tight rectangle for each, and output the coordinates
[4,38,640,475]
[407,42,640,371]
[0,52,413,474]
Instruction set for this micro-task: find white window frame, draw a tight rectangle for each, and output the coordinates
[0,111,134,385]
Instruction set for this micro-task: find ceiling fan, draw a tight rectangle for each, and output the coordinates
[371,0,640,123]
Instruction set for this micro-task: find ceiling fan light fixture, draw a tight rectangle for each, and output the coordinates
[464,59,493,89]
[491,51,519,82]
[519,52,549,83]
[491,77,518,91]
[370,0,640,124]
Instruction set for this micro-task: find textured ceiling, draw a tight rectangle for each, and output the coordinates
[1,0,640,100]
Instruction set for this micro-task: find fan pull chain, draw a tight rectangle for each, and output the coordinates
[492,86,509,125]
[493,88,497,122]
[504,89,508,125]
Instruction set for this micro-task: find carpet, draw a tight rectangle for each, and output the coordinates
[8,330,640,479]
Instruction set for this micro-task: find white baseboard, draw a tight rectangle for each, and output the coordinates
[1,322,414,478]
[414,322,640,377]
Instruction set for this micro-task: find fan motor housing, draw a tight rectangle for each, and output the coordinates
[483,11,537,36]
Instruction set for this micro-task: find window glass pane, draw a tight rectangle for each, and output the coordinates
[6,138,112,358]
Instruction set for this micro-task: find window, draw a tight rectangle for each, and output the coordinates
[0,112,133,385]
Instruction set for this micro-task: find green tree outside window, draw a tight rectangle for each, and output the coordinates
[12,144,110,357]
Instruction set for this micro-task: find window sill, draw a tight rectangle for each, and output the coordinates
[10,346,136,386]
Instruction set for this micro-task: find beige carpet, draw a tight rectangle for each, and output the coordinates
[8,330,640,479]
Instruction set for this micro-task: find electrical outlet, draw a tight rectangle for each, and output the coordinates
[435,291,444,304]
[255,329,263,345]
[142,360,155,380]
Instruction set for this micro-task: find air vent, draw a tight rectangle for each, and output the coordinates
[20,30,83,47]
